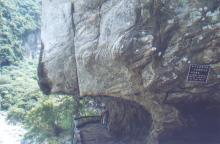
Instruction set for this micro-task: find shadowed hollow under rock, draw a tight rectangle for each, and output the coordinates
[76,97,152,144]
[160,99,220,144]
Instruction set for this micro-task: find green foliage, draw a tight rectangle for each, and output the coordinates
[0,60,40,111]
[24,96,75,142]
[0,0,40,66]
[80,99,100,116]
[178,0,188,7]
[0,60,99,143]
[24,95,98,143]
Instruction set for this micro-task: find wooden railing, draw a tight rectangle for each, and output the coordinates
[74,115,100,128]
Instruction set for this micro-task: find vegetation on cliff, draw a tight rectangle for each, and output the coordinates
[0,0,40,66]
[0,60,98,143]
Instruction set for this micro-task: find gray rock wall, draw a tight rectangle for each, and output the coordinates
[40,0,78,95]
[22,30,41,59]
[39,0,220,143]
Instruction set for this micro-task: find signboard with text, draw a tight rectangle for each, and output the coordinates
[187,64,210,83]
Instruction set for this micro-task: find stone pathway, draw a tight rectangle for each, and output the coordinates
[0,111,26,144]
[79,123,145,144]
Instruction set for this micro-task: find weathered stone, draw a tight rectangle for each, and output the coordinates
[40,0,78,95]
[39,0,220,143]
[22,30,41,59]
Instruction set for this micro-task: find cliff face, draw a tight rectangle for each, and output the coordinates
[39,0,220,143]
[22,30,41,59]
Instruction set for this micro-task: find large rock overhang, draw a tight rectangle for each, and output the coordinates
[39,0,220,98]
[39,0,78,95]
[39,0,220,143]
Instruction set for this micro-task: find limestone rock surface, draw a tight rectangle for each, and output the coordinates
[39,0,220,143]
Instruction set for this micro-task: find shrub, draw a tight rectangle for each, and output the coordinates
[7,107,25,123]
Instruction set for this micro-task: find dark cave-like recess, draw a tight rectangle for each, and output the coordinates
[160,99,220,144]
[102,97,152,141]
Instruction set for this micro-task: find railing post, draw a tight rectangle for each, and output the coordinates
[71,96,81,144]
[71,114,75,144]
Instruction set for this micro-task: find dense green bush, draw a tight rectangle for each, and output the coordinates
[0,60,40,110]
[24,96,75,142]
[0,60,99,143]
[0,0,40,66]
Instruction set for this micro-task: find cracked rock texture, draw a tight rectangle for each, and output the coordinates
[39,0,220,143]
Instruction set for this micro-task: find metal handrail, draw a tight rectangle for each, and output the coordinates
[74,115,100,120]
